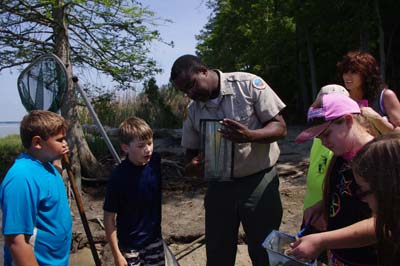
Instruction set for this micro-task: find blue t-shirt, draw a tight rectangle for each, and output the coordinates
[103,153,162,250]
[0,153,72,266]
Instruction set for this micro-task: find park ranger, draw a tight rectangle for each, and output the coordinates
[170,54,287,266]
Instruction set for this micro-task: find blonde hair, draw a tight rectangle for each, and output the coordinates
[20,110,67,149]
[119,116,153,145]
[352,113,379,137]
[326,113,378,138]
[322,113,376,221]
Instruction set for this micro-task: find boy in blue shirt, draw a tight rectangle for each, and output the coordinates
[0,110,72,266]
[103,116,164,266]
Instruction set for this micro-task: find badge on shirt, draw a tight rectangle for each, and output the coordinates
[252,77,267,90]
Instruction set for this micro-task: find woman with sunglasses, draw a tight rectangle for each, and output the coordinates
[292,92,378,266]
[352,133,400,266]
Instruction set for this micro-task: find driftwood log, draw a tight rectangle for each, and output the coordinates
[82,125,185,180]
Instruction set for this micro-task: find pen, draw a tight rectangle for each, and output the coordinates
[296,224,309,238]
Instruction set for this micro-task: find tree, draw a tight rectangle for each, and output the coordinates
[0,0,169,188]
[135,78,181,129]
[196,0,298,118]
[196,0,400,119]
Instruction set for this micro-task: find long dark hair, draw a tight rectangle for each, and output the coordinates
[336,51,384,103]
[352,133,400,266]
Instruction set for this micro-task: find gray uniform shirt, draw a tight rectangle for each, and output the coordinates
[182,70,286,178]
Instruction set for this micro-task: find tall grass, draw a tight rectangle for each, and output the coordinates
[0,85,189,173]
[78,83,189,158]
[78,85,189,129]
[0,135,24,179]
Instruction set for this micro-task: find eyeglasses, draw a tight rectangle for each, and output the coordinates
[317,117,345,139]
[316,120,334,139]
[355,188,373,199]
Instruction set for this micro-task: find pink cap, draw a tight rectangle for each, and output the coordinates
[295,93,360,144]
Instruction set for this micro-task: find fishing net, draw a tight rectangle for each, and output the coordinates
[17,54,67,112]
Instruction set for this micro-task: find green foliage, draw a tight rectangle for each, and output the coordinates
[77,90,135,128]
[134,78,183,128]
[84,132,120,160]
[0,135,23,179]
[197,0,298,113]
[91,92,119,127]
[78,78,188,129]
[0,0,174,180]
[0,0,172,89]
[196,0,400,122]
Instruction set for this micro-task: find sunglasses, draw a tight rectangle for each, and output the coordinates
[316,117,345,139]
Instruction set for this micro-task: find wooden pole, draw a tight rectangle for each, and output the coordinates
[62,154,101,266]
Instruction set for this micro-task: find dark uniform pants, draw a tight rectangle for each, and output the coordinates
[204,167,282,266]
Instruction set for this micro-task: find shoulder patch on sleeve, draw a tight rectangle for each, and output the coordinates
[252,77,267,90]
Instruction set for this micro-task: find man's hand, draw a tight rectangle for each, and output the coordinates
[218,119,253,143]
[185,154,204,177]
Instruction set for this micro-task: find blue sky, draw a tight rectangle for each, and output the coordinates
[0,0,210,121]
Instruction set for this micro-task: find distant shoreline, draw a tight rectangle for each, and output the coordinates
[0,121,19,124]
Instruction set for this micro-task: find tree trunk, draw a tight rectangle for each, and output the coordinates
[295,15,309,113]
[375,0,386,81]
[298,51,309,113]
[305,28,318,99]
[52,1,109,190]
[359,25,370,51]
[358,2,370,52]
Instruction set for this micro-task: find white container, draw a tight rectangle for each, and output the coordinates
[262,230,316,266]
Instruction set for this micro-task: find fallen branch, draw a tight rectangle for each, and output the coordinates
[175,235,206,261]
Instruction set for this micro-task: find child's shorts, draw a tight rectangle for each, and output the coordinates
[122,238,165,266]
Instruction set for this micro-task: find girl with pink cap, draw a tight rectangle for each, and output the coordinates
[291,93,377,266]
